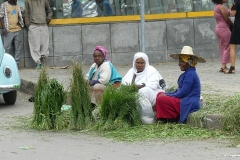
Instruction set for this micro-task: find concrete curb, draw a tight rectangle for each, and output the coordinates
[20,79,36,96]
[187,113,222,130]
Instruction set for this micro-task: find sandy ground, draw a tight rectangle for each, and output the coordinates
[0,92,240,160]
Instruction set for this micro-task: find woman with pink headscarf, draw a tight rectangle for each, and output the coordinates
[87,46,122,107]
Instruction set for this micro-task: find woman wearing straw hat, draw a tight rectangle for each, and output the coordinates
[155,46,206,124]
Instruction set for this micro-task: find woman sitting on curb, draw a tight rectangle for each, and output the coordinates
[155,46,206,124]
[86,46,122,107]
[122,52,166,124]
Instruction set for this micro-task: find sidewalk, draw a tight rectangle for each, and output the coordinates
[19,58,240,129]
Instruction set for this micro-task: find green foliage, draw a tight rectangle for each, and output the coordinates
[94,85,142,131]
[221,94,240,134]
[70,61,92,130]
[32,68,48,129]
[26,68,240,144]
[103,123,225,142]
[32,68,67,130]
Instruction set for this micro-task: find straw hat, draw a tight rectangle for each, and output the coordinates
[170,46,206,63]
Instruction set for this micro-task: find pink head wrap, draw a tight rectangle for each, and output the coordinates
[94,46,110,61]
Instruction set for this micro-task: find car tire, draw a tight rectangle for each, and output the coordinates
[3,90,17,105]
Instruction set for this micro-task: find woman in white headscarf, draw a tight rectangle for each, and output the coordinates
[122,52,165,124]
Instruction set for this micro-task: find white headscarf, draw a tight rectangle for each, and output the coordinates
[132,52,149,82]
[123,52,162,85]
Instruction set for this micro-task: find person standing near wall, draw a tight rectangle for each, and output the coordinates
[0,0,24,69]
[225,0,239,74]
[212,0,233,73]
[24,0,53,69]
[95,0,113,16]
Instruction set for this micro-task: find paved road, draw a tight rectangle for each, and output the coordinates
[0,92,240,160]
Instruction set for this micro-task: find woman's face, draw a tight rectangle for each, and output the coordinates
[93,50,105,66]
[178,57,190,71]
[135,57,146,73]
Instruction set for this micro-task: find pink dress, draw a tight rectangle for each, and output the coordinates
[214,4,231,64]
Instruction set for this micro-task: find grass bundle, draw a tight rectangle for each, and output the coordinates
[221,94,240,134]
[32,68,48,129]
[32,68,67,130]
[70,61,92,130]
[95,85,142,131]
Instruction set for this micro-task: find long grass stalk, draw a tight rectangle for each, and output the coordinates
[70,61,92,129]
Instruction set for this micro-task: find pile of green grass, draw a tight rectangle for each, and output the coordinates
[98,93,240,143]
[102,123,225,142]
[32,68,67,130]
[221,94,240,134]
[27,68,240,144]
[94,85,142,131]
[70,61,92,130]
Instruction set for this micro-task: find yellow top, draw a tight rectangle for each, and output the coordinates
[7,4,21,32]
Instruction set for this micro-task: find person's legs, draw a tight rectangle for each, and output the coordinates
[225,44,237,73]
[218,37,227,71]
[40,26,49,64]
[13,30,23,66]
[90,83,106,106]
[155,93,180,119]
[28,25,41,64]
[216,28,230,72]
[230,44,237,67]
[3,32,14,54]
[138,87,157,107]
[138,96,156,124]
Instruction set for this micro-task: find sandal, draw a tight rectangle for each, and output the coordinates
[219,67,228,72]
[224,66,235,74]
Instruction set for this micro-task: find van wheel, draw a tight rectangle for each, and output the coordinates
[3,90,17,105]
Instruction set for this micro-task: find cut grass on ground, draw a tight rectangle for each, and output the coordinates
[9,93,240,146]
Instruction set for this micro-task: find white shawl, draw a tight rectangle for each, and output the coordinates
[122,52,164,91]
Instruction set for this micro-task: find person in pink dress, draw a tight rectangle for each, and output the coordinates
[213,0,233,72]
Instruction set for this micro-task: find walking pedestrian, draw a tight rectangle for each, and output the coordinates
[212,0,233,73]
[225,0,239,74]
[24,0,53,69]
[0,0,24,69]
